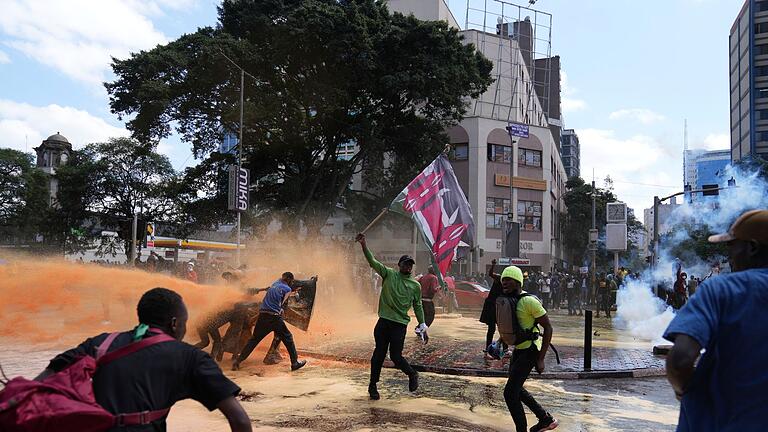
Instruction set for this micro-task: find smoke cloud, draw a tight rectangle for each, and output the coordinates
[615,165,768,344]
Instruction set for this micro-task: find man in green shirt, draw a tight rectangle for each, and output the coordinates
[500,265,558,432]
[356,233,427,401]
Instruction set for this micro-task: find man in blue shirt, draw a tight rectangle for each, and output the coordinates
[664,209,768,431]
[232,272,307,372]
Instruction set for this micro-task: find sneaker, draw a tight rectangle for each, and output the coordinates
[408,371,419,392]
[529,414,559,432]
[291,360,307,371]
[368,383,380,400]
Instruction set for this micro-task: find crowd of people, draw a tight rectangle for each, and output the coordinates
[8,209,767,432]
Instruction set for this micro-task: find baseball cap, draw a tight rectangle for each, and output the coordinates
[398,255,415,265]
[708,209,768,245]
[501,266,523,285]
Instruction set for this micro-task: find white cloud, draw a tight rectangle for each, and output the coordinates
[0,1,187,88]
[608,108,666,125]
[0,99,128,152]
[0,50,10,64]
[578,128,681,216]
[688,132,730,151]
[561,70,587,113]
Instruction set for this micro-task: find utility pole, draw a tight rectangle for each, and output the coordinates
[590,176,597,298]
[130,212,138,266]
[236,69,244,267]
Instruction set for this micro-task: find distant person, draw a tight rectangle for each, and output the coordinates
[480,259,502,358]
[418,266,441,327]
[664,210,768,431]
[539,274,551,309]
[184,261,198,283]
[595,274,611,318]
[232,272,307,372]
[498,266,558,432]
[356,233,427,401]
[35,288,251,432]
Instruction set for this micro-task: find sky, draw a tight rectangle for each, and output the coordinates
[0,0,740,217]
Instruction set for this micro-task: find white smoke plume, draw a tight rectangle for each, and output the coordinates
[615,164,768,344]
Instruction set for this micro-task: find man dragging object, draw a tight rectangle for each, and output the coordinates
[498,266,558,431]
[356,233,427,401]
[232,272,307,372]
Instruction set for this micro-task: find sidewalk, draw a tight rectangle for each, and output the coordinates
[301,311,666,379]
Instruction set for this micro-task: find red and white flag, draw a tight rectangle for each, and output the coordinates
[389,154,475,278]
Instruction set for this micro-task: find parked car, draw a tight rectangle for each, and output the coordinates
[444,277,489,309]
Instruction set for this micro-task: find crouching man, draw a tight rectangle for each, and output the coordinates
[35,287,252,432]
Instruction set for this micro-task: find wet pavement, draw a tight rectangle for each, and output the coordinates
[0,309,679,431]
[302,310,666,379]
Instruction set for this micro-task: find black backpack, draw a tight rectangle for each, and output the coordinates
[495,293,560,363]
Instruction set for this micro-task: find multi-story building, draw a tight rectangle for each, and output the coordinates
[560,129,580,179]
[684,149,731,201]
[730,0,768,162]
[368,0,568,273]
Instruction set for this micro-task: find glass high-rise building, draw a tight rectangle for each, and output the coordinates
[730,0,768,162]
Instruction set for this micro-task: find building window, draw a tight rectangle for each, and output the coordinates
[517,200,542,232]
[452,144,469,161]
[758,131,768,141]
[518,148,542,167]
[757,23,768,34]
[756,66,768,77]
[487,144,512,163]
[486,197,511,228]
[758,45,768,55]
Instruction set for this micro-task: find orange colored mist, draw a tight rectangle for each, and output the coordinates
[0,240,377,350]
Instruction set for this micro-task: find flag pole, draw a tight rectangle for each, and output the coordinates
[360,208,389,235]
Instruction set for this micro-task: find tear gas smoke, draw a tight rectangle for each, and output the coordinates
[615,165,768,344]
[0,237,375,351]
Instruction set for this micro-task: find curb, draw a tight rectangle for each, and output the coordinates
[299,350,666,380]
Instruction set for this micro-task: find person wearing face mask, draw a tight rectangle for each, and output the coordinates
[356,233,427,401]
[34,287,251,432]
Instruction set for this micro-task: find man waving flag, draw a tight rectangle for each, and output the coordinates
[389,154,475,279]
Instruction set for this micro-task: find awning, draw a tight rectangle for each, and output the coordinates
[152,237,245,251]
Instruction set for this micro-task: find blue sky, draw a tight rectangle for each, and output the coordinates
[0,0,739,214]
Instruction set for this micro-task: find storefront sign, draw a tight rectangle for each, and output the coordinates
[228,166,250,212]
[506,122,529,138]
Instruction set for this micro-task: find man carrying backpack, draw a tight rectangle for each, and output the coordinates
[498,266,558,431]
[30,287,251,432]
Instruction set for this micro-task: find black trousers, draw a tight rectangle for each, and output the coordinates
[423,300,435,327]
[237,313,298,364]
[485,323,496,348]
[504,346,548,431]
[597,291,611,316]
[370,318,416,384]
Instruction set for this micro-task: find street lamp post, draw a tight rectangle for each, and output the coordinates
[236,69,244,267]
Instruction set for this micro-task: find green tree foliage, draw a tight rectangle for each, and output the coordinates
[0,149,49,244]
[562,177,645,270]
[106,0,493,234]
[70,138,179,258]
[662,223,727,265]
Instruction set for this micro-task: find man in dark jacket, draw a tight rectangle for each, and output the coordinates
[35,287,252,432]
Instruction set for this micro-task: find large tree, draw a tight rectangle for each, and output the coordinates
[562,177,645,270]
[71,138,180,258]
[0,149,49,245]
[106,0,493,234]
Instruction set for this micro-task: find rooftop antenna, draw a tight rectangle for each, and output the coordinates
[683,119,688,188]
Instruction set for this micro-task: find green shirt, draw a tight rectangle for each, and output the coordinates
[515,291,547,350]
[364,248,425,326]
